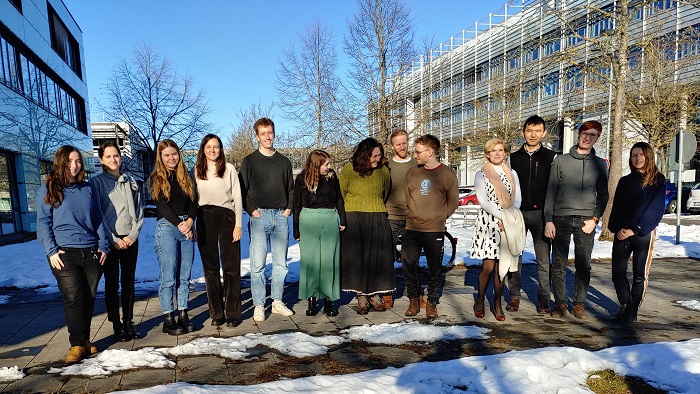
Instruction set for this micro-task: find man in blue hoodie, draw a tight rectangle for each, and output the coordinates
[544,120,608,320]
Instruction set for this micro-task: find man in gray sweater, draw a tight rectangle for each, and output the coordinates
[544,120,608,320]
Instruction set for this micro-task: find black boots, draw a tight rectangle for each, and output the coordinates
[125,320,142,339]
[621,303,639,326]
[178,309,197,332]
[163,312,186,336]
[610,303,628,322]
[306,297,319,316]
[113,322,130,342]
[323,298,338,317]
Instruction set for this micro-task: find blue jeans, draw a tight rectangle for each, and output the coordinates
[248,209,289,306]
[154,218,195,314]
[551,215,595,305]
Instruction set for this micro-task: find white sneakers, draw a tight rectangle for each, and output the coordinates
[253,306,266,322]
[271,300,294,316]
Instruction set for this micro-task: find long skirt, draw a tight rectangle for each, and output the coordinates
[298,208,341,300]
[341,211,396,295]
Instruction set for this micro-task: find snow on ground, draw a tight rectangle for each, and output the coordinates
[340,321,490,344]
[676,300,700,311]
[0,295,10,305]
[0,366,24,383]
[107,338,700,394]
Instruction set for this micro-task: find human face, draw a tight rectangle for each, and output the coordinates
[577,128,599,151]
[99,146,121,175]
[203,138,221,162]
[486,143,506,165]
[391,134,409,159]
[522,123,546,149]
[67,151,82,182]
[369,147,382,168]
[161,146,180,171]
[319,159,330,176]
[255,125,275,151]
[413,143,432,166]
[630,147,646,171]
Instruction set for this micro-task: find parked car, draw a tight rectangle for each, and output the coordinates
[665,181,691,214]
[686,183,700,213]
[458,191,479,206]
[458,185,474,198]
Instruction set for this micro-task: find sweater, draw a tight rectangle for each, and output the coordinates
[239,149,294,215]
[509,144,556,211]
[194,162,243,228]
[608,170,666,237]
[544,146,609,223]
[292,169,347,239]
[338,163,390,213]
[405,163,459,232]
[155,171,198,227]
[386,157,417,220]
[36,182,110,257]
[90,172,143,245]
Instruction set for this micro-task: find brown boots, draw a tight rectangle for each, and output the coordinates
[65,346,86,363]
[405,298,420,316]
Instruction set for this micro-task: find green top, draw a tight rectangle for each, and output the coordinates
[339,163,390,212]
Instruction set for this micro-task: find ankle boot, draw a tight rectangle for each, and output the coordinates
[610,303,628,322]
[113,321,130,342]
[323,298,338,317]
[178,309,196,332]
[306,297,319,316]
[621,303,639,326]
[162,312,186,336]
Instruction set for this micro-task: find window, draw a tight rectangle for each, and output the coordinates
[566,18,586,47]
[48,5,81,76]
[0,36,19,90]
[507,48,521,71]
[565,66,583,91]
[523,42,539,65]
[477,61,490,82]
[521,81,537,102]
[590,5,614,38]
[544,72,559,96]
[490,55,504,78]
[465,67,476,85]
[542,29,561,56]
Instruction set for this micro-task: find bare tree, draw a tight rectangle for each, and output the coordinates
[276,19,343,148]
[344,0,416,145]
[98,44,212,171]
[226,101,274,169]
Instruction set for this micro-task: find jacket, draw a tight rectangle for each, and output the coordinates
[608,170,666,237]
[509,144,556,211]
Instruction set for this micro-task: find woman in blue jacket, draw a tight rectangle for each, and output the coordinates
[608,142,665,325]
[36,146,109,363]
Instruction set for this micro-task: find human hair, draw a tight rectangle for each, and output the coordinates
[415,134,440,157]
[302,149,332,193]
[195,134,226,180]
[44,145,85,208]
[97,141,121,172]
[579,120,603,137]
[389,129,408,144]
[629,141,661,187]
[522,115,546,132]
[351,138,384,177]
[149,139,195,201]
[483,138,508,156]
[253,117,275,135]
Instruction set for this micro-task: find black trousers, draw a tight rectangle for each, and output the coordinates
[51,247,103,347]
[611,230,655,306]
[104,240,138,326]
[197,206,241,320]
[401,230,444,303]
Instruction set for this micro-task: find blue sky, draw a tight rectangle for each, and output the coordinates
[62,0,503,140]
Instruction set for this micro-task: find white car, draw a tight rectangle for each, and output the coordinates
[686,183,700,213]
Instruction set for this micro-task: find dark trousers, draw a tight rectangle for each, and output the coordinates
[197,206,241,320]
[611,230,655,306]
[401,230,444,303]
[104,240,138,326]
[388,219,406,261]
[507,210,551,299]
[51,247,103,347]
[551,216,594,305]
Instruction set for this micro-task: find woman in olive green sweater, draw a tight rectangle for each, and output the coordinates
[339,138,395,314]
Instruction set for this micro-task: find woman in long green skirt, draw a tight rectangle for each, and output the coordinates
[293,150,346,316]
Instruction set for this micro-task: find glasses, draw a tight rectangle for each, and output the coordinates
[579,132,598,139]
[415,149,430,155]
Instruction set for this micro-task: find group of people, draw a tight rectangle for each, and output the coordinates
[35,115,664,364]
[469,115,665,326]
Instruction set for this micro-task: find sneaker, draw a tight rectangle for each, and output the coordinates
[66,346,86,363]
[253,306,266,322]
[571,304,589,320]
[505,297,520,312]
[550,303,568,318]
[271,300,293,316]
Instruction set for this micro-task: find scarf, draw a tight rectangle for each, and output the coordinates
[482,162,516,209]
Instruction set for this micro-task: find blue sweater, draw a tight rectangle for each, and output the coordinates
[36,182,110,257]
[608,171,666,237]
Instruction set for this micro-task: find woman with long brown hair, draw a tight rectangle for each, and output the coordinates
[37,145,109,363]
[150,139,198,335]
[293,150,346,316]
[608,142,665,325]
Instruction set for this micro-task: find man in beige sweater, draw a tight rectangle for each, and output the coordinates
[402,134,459,318]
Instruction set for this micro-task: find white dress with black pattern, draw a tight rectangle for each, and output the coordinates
[470,169,513,260]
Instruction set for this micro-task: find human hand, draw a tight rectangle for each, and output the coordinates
[116,239,128,250]
[49,251,65,270]
[582,219,596,234]
[178,218,193,234]
[123,236,135,247]
[232,227,242,242]
[616,228,634,240]
[544,222,556,239]
[252,210,262,218]
[498,220,504,231]
[282,209,292,217]
[98,250,107,265]
[339,225,346,231]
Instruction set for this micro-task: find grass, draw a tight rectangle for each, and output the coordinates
[587,369,667,394]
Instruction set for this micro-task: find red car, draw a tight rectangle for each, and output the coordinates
[458,192,478,206]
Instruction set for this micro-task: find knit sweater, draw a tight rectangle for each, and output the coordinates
[386,157,417,220]
[405,163,459,232]
[608,170,666,237]
[90,171,143,245]
[239,149,294,215]
[194,162,243,228]
[338,163,390,213]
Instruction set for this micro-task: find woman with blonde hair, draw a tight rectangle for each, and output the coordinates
[470,138,521,321]
[150,139,198,335]
[293,150,346,316]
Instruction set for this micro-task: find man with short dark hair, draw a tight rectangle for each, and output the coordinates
[544,120,608,320]
[402,134,458,319]
[239,118,295,322]
[507,115,556,314]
